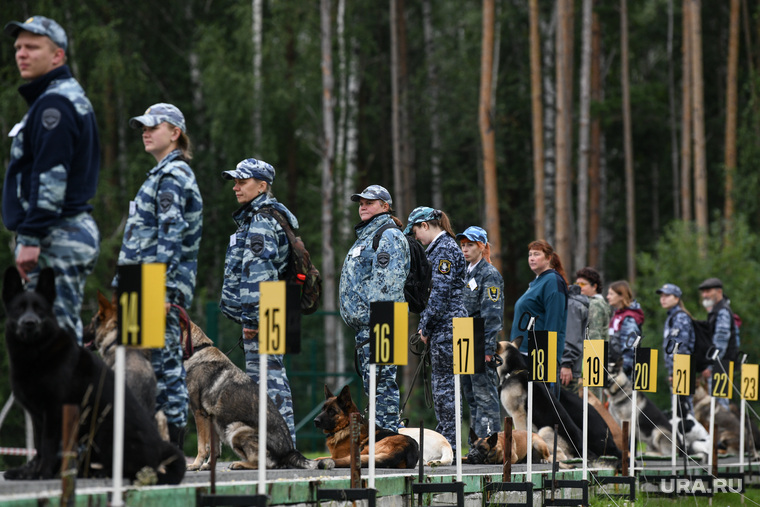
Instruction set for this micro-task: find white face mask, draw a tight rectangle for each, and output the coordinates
[702,298,714,310]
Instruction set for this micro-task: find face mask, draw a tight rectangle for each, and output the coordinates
[702,298,714,310]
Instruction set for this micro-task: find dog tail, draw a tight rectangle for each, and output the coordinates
[156,443,186,485]
[282,449,335,470]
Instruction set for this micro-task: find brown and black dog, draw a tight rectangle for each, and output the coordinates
[314,385,419,468]
[465,429,559,465]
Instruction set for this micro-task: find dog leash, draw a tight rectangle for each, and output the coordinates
[400,332,433,415]
[170,304,193,360]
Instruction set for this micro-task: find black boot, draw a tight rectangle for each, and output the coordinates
[168,424,186,453]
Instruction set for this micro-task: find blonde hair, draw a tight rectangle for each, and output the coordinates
[177,131,193,161]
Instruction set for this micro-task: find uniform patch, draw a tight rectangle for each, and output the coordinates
[159,192,174,212]
[251,233,265,255]
[377,252,390,268]
[41,108,61,130]
[438,259,452,275]
[488,286,500,302]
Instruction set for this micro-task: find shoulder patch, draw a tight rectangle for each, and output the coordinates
[159,192,174,212]
[488,286,501,302]
[437,259,452,275]
[376,252,391,268]
[41,108,61,130]
[251,233,265,255]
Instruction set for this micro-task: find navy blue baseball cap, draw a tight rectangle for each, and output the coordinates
[129,103,187,133]
[5,16,67,50]
[456,226,488,244]
[222,158,275,184]
[351,185,392,206]
[656,283,682,298]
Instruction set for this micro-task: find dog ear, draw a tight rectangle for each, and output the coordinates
[486,432,500,447]
[495,341,508,355]
[324,384,334,399]
[97,290,113,314]
[511,335,524,350]
[337,385,354,410]
[469,427,479,442]
[36,268,56,306]
[2,267,24,308]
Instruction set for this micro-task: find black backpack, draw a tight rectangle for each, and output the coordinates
[255,207,322,315]
[667,311,714,371]
[373,223,432,314]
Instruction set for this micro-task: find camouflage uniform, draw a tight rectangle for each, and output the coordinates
[416,231,468,451]
[220,159,298,444]
[587,293,613,341]
[114,144,203,430]
[2,46,100,343]
[339,211,410,432]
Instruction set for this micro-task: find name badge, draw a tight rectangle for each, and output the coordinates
[229,234,236,247]
[129,201,136,215]
[468,278,477,291]
[352,246,363,258]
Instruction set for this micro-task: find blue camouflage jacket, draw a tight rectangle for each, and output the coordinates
[462,259,504,356]
[663,307,695,375]
[220,194,297,329]
[339,213,410,331]
[114,149,203,308]
[3,66,100,244]
[419,233,467,338]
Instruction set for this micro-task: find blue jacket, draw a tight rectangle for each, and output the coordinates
[663,307,695,375]
[608,301,645,374]
[3,66,100,244]
[220,195,298,329]
[114,149,203,308]
[419,233,467,338]
[511,269,568,358]
[462,259,504,356]
[339,213,409,331]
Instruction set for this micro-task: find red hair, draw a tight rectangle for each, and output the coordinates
[528,239,567,283]
[460,239,492,264]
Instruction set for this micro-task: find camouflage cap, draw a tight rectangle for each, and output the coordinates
[655,283,682,298]
[351,185,392,206]
[4,15,68,50]
[129,103,186,133]
[222,158,275,184]
[456,226,488,244]
[404,206,440,235]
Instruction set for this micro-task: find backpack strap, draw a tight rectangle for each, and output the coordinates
[372,223,400,251]
[254,206,295,240]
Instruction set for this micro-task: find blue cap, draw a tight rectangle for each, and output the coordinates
[456,226,488,244]
[222,158,275,184]
[404,206,441,235]
[656,283,682,298]
[129,103,186,133]
[5,16,68,50]
[351,185,392,206]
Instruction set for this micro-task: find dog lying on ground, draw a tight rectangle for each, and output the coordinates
[580,389,626,453]
[495,338,621,460]
[1,267,184,484]
[605,361,672,455]
[693,380,747,455]
[83,291,168,441]
[398,427,453,466]
[314,385,419,468]
[671,410,710,461]
[181,320,332,470]
[465,428,558,465]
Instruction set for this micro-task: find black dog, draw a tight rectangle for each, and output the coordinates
[2,267,184,484]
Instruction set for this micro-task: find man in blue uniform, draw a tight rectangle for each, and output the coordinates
[3,15,100,343]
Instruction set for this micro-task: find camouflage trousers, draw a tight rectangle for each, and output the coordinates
[430,330,462,452]
[151,308,189,428]
[21,212,99,344]
[244,337,296,446]
[355,327,400,432]
[461,367,501,442]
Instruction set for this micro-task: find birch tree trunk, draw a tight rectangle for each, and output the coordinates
[422,0,443,210]
[690,0,708,256]
[320,0,338,376]
[555,0,571,264]
[575,0,592,271]
[529,0,546,241]
[542,8,557,244]
[252,0,262,153]
[621,0,636,283]
[681,0,693,222]
[724,0,740,233]
[480,0,502,272]
[588,3,602,268]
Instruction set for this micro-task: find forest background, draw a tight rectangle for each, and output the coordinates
[1,0,760,457]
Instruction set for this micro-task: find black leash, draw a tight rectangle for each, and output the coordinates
[400,332,433,415]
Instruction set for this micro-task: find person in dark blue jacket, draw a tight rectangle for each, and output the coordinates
[3,16,100,343]
[406,207,467,452]
[607,280,645,378]
[657,283,695,417]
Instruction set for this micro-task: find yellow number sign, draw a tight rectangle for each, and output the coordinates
[528,331,557,383]
[583,340,607,387]
[712,360,734,399]
[368,301,408,365]
[634,348,658,393]
[741,364,759,401]
[259,281,287,355]
[116,263,166,348]
[672,354,693,396]
[452,318,485,374]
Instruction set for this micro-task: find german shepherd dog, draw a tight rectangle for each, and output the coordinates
[314,385,419,468]
[1,267,184,484]
[182,320,333,470]
[465,428,558,465]
[606,361,672,455]
[83,291,169,440]
[496,338,621,460]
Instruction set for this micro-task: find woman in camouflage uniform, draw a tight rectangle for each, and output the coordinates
[115,103,203,449]
[405,207,467,452]
[456,226,503,441]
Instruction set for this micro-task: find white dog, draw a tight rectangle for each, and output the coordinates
[398,428,453,466]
